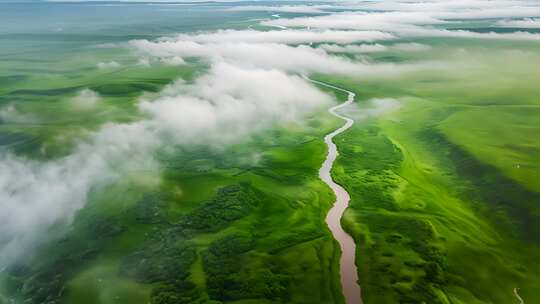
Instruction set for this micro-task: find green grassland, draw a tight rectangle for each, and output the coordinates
[2,10,540,304]
[316,38,540,303]
[0,18,351,303]
[0,94,349,304]
[0,43,198,159]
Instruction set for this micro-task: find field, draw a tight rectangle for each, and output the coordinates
[0,5,349,303]
[0,49,349,302]
[1,108,351,304]
[2,2,540,304]
[317,37,540,303]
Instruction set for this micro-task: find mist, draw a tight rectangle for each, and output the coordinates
[0,62,332,267]
[4,0,540,269]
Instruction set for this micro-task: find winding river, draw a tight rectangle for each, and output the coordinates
[307,78,363,304]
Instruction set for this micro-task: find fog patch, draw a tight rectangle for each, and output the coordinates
[97,61,121,69]
[226,5,330,14]
[367,98,401,115]
[496,18,540,28]
[172,29,395,45]
[139,62,332,143]
[319,43,388,53]
[392,42,432,52]
[344,98,401,120]
[71,89,101,109]
[0,62,332,267]
[261,4,540,41]
[137,57,151,67]
[160,56,186,66]
[130,39,444,77]
[0,105,38,124]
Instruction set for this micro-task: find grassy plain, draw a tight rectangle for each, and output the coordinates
[1,67,348,303]
[316,38,540,303]
[0,7,351,302]
[2,4,540,303]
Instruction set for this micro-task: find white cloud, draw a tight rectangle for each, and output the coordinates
[0,121,156,267]
[160,56,186,66]
[228,0,540,17]
[263,11,446,31]
[496,18,540,28]
[399,27,540,40]
[346,97,401,121]
[319,43,388,53]
[227,5,331,14]
[357,0,540,20]
[9,0,540,269]
[392,42,432,52]
[172,29,395,45]
[0,62,332,267]
[0,105,37,124]
[140,62,331,142]
[97,61,121,69]
[71,89,101,108]
[130,39,441,77]
[262,9,540,41]
[137,57,151,67]
[367,98,401,116]
[318,42,432,54]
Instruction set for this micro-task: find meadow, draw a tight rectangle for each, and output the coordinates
[1,113,354,304]
[0,38,349,302]
[0,4,348,303]
[2,2,540,304]
[318,37,540,303]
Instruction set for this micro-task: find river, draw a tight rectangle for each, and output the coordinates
[307,78,363,304]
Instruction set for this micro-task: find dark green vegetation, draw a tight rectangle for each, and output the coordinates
[318,38,540,304]
[0,4,348,303]
[0,45,195,158]
[0,108,346,304]
[2,2,540,303]
[1,123,346,304]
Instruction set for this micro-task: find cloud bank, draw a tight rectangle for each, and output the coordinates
[171,29,395,45]
[0,105,37,124]
[261,1,540,41]
[496,18,540,28]
[226,5,332,14]
[97,61,121,69]
[0,62,332,267]
[5,0,540,269]
[71,89,102,108]
[130,36,441,77]
[319,43,388,54]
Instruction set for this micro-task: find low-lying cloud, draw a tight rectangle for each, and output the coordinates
[262,11,446,31]
[97,61,121,69]
[226,5,332,14]
[319,43,388,54]
[392,42,432,52]
[139,62,332,143]
[0,105,37,124]
[344,97,401,121]
[261,2,540,41]
[6,0,540,269]
[318,42,432,54]
[496,18,540,28]
[71,89,102,109]
[0,62,332,267]
[172,29,395,45]
[131,39,442,77]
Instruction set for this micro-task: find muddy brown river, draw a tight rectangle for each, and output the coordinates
[307,78,362,304]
